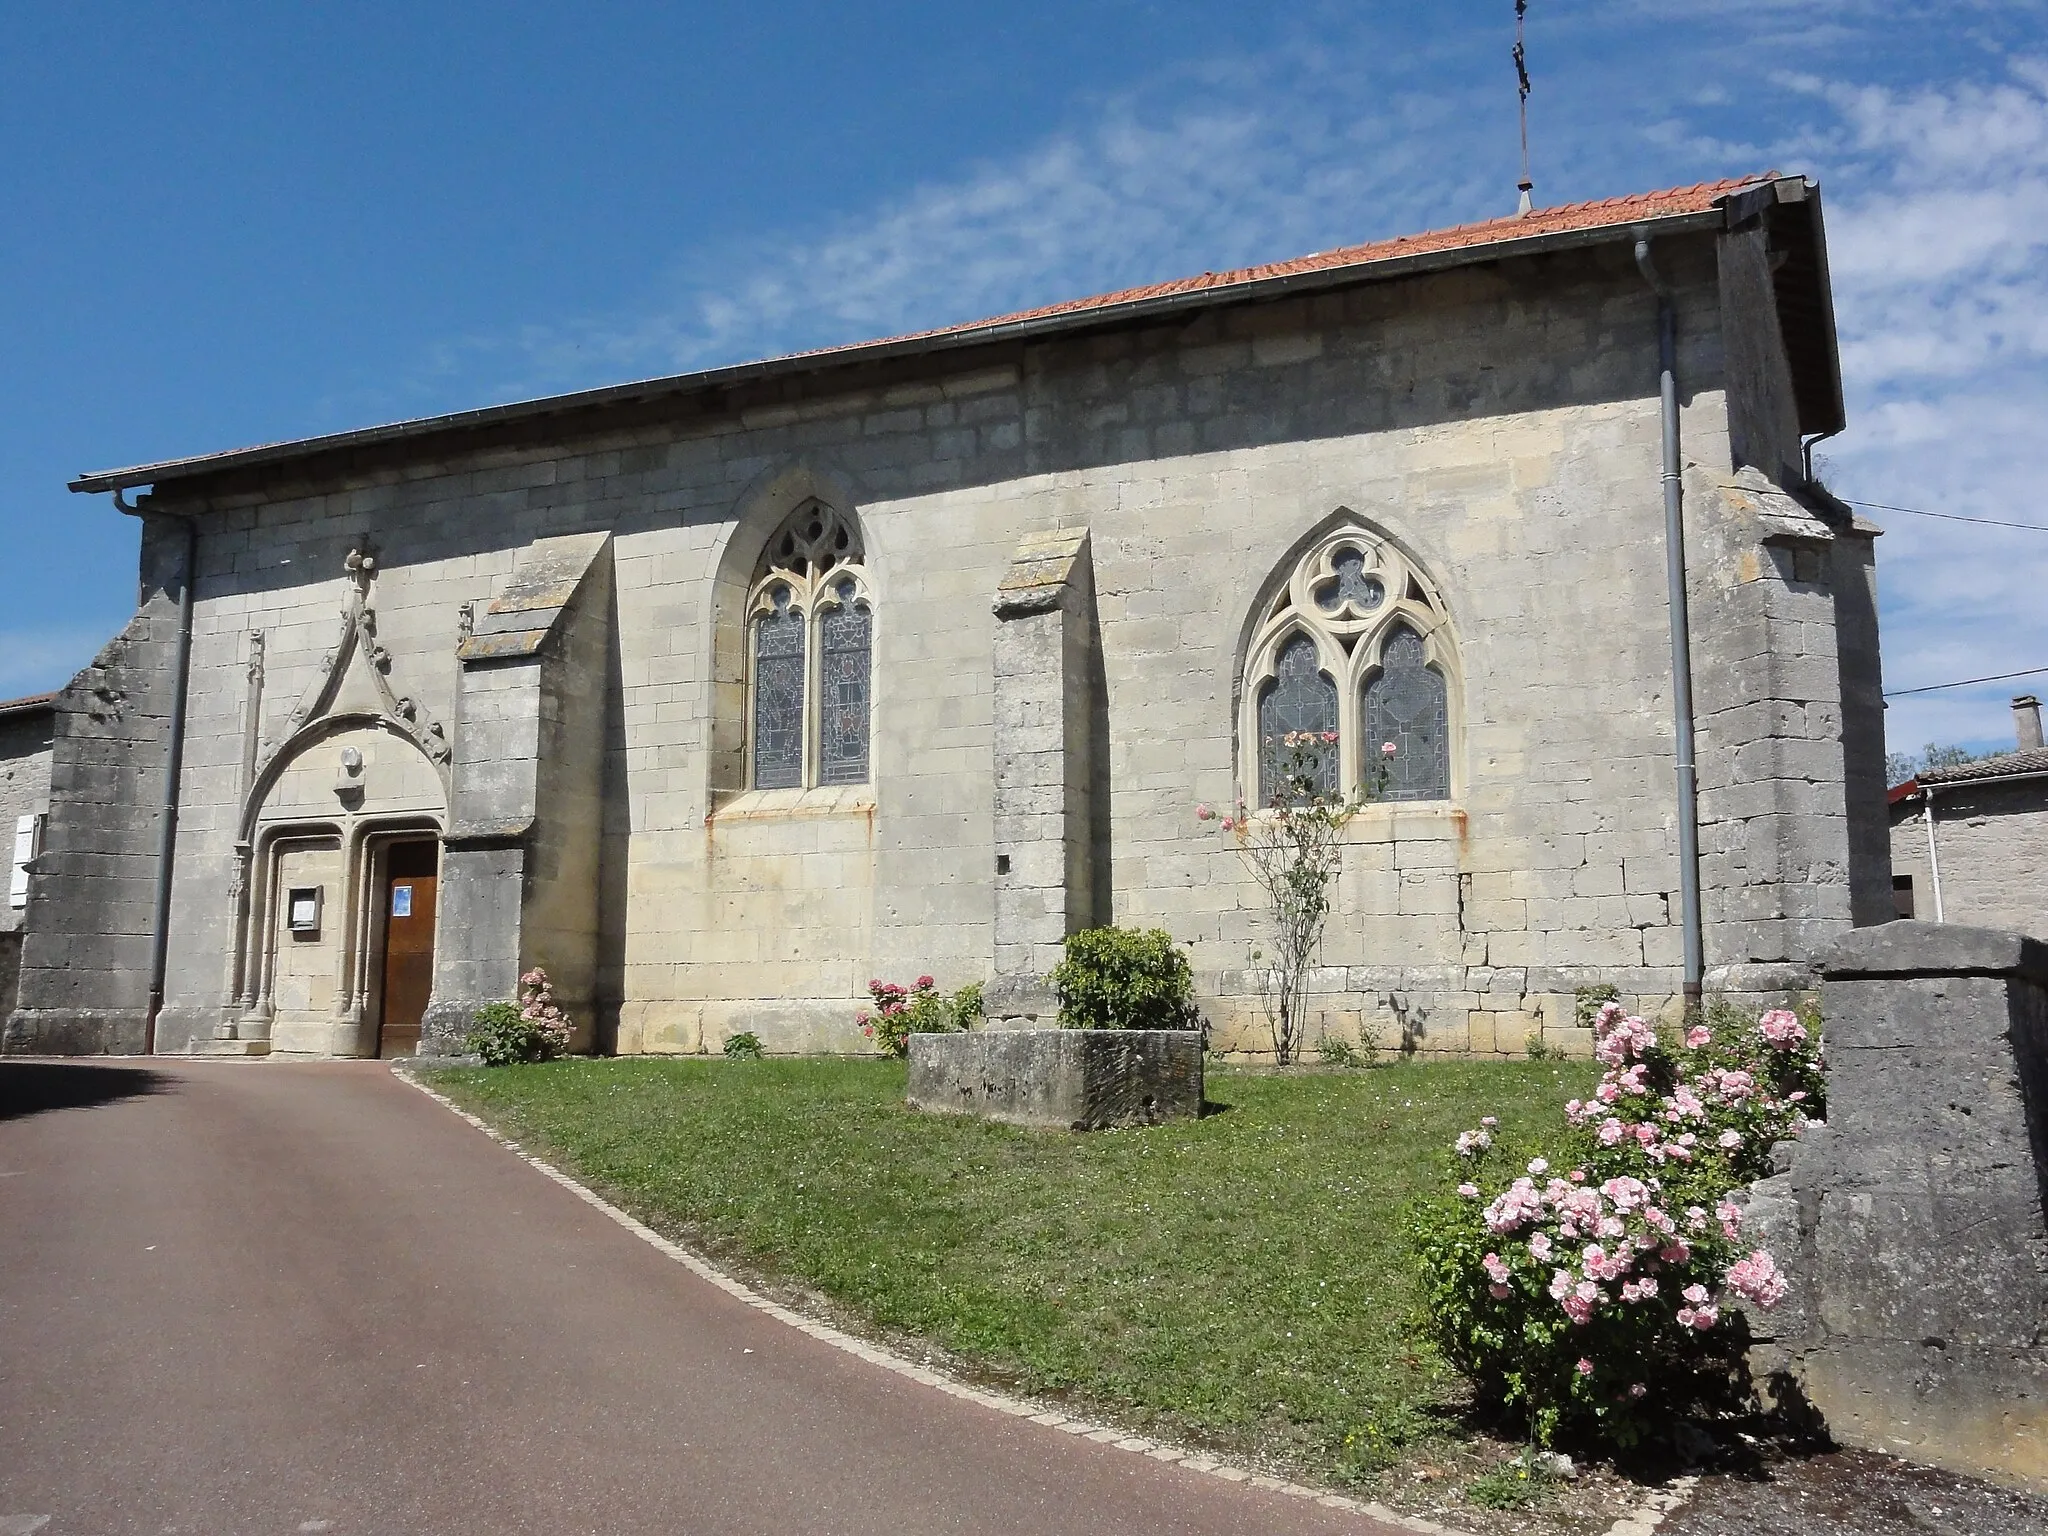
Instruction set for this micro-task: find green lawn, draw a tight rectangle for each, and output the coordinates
[424,1055,1595,1487]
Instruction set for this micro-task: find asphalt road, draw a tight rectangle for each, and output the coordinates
[0,1059,1397,1536]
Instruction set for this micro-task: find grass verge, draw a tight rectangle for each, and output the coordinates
[424,1055,1595,1488]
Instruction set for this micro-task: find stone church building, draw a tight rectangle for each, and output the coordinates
[2,173,1892,1061]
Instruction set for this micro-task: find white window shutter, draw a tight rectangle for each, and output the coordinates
[11,813,40,909]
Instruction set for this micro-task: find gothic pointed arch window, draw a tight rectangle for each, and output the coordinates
[1241,525,1458,807]
[746,500,873,790]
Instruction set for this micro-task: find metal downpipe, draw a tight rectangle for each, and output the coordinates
[1922,786,1944,922]
[116,489,197,1053]
[1633,238,1705,1002]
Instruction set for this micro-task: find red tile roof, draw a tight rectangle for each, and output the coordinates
[788,175,1777,358]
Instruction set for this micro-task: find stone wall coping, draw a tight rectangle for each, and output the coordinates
[1819,920,2048,984]
[993,526,1089,618]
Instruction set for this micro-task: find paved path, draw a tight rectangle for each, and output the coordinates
[0,1059,1398,1535]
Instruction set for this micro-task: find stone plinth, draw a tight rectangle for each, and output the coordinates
[1744,921,2048,1493]
[907,1029,1202,1131]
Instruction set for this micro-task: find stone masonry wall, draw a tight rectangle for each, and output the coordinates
[124,230,1868,1058]
[1830,524,1893,928]
[1690,469,1856,997]
[1743,922,2048,1492]
[5,515,190,1055]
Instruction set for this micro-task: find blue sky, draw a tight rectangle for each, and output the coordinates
[5,1,2046,757]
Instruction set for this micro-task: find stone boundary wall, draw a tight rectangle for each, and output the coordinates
[1743,921,2048,1492]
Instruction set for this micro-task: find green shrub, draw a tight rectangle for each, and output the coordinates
[1316,1032,1376,1068]
[1464,1455,1555,1510]
[723,1031,764,1060]
[1050,927,1198,1031]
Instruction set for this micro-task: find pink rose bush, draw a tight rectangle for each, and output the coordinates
[857,975,982,1057]
[517,968,574,1056]
[1414,1000,1825,1446]
[462,967,575,1064]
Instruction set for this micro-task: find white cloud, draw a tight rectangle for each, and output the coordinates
[1796,62,2048,756]
[376,19,2048,763]
[378,45,1502,413]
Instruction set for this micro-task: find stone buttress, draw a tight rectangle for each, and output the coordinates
[420,532,613,1053]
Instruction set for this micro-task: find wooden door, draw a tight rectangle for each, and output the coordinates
[378,840,439,1058]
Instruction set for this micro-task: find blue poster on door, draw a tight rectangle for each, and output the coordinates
[392,885,413,917]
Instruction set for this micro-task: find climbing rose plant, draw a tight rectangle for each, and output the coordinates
[1198,732,1392,1064]
[1414,1001,1824,1447]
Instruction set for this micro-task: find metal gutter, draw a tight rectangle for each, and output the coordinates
[69,204,1736,497]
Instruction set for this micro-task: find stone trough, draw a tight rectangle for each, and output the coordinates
[906,1028,1202,1131]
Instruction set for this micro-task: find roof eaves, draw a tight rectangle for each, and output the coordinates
[0,691,59,721]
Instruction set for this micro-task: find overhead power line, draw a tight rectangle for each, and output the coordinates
[1884,665,2048,698]
[1841,497,2048,533]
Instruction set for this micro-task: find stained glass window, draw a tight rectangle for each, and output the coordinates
[1315,547,1386,614]
[1362,625,1449,801]
[1257,634,1339,804]
[751,587,806,789]
[817,580,871,786]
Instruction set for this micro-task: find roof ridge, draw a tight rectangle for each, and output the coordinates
[769,173,1781,363]
[1919,744,2048,783]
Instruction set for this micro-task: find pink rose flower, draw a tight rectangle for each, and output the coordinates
[1758,1009,1808,1047]
[1725,1250,1790,1309]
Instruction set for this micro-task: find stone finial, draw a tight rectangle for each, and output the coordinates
[343,541,378,599]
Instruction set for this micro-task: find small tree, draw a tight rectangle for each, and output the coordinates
[1199,732,1391,1065]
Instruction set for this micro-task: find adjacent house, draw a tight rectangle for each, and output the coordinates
[0,693,56,1019]
[1888,695,2048,938]
[2,173,1892,1061]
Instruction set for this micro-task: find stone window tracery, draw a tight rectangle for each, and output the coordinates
[746,501,873,790]
[1242,526,1458,807]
